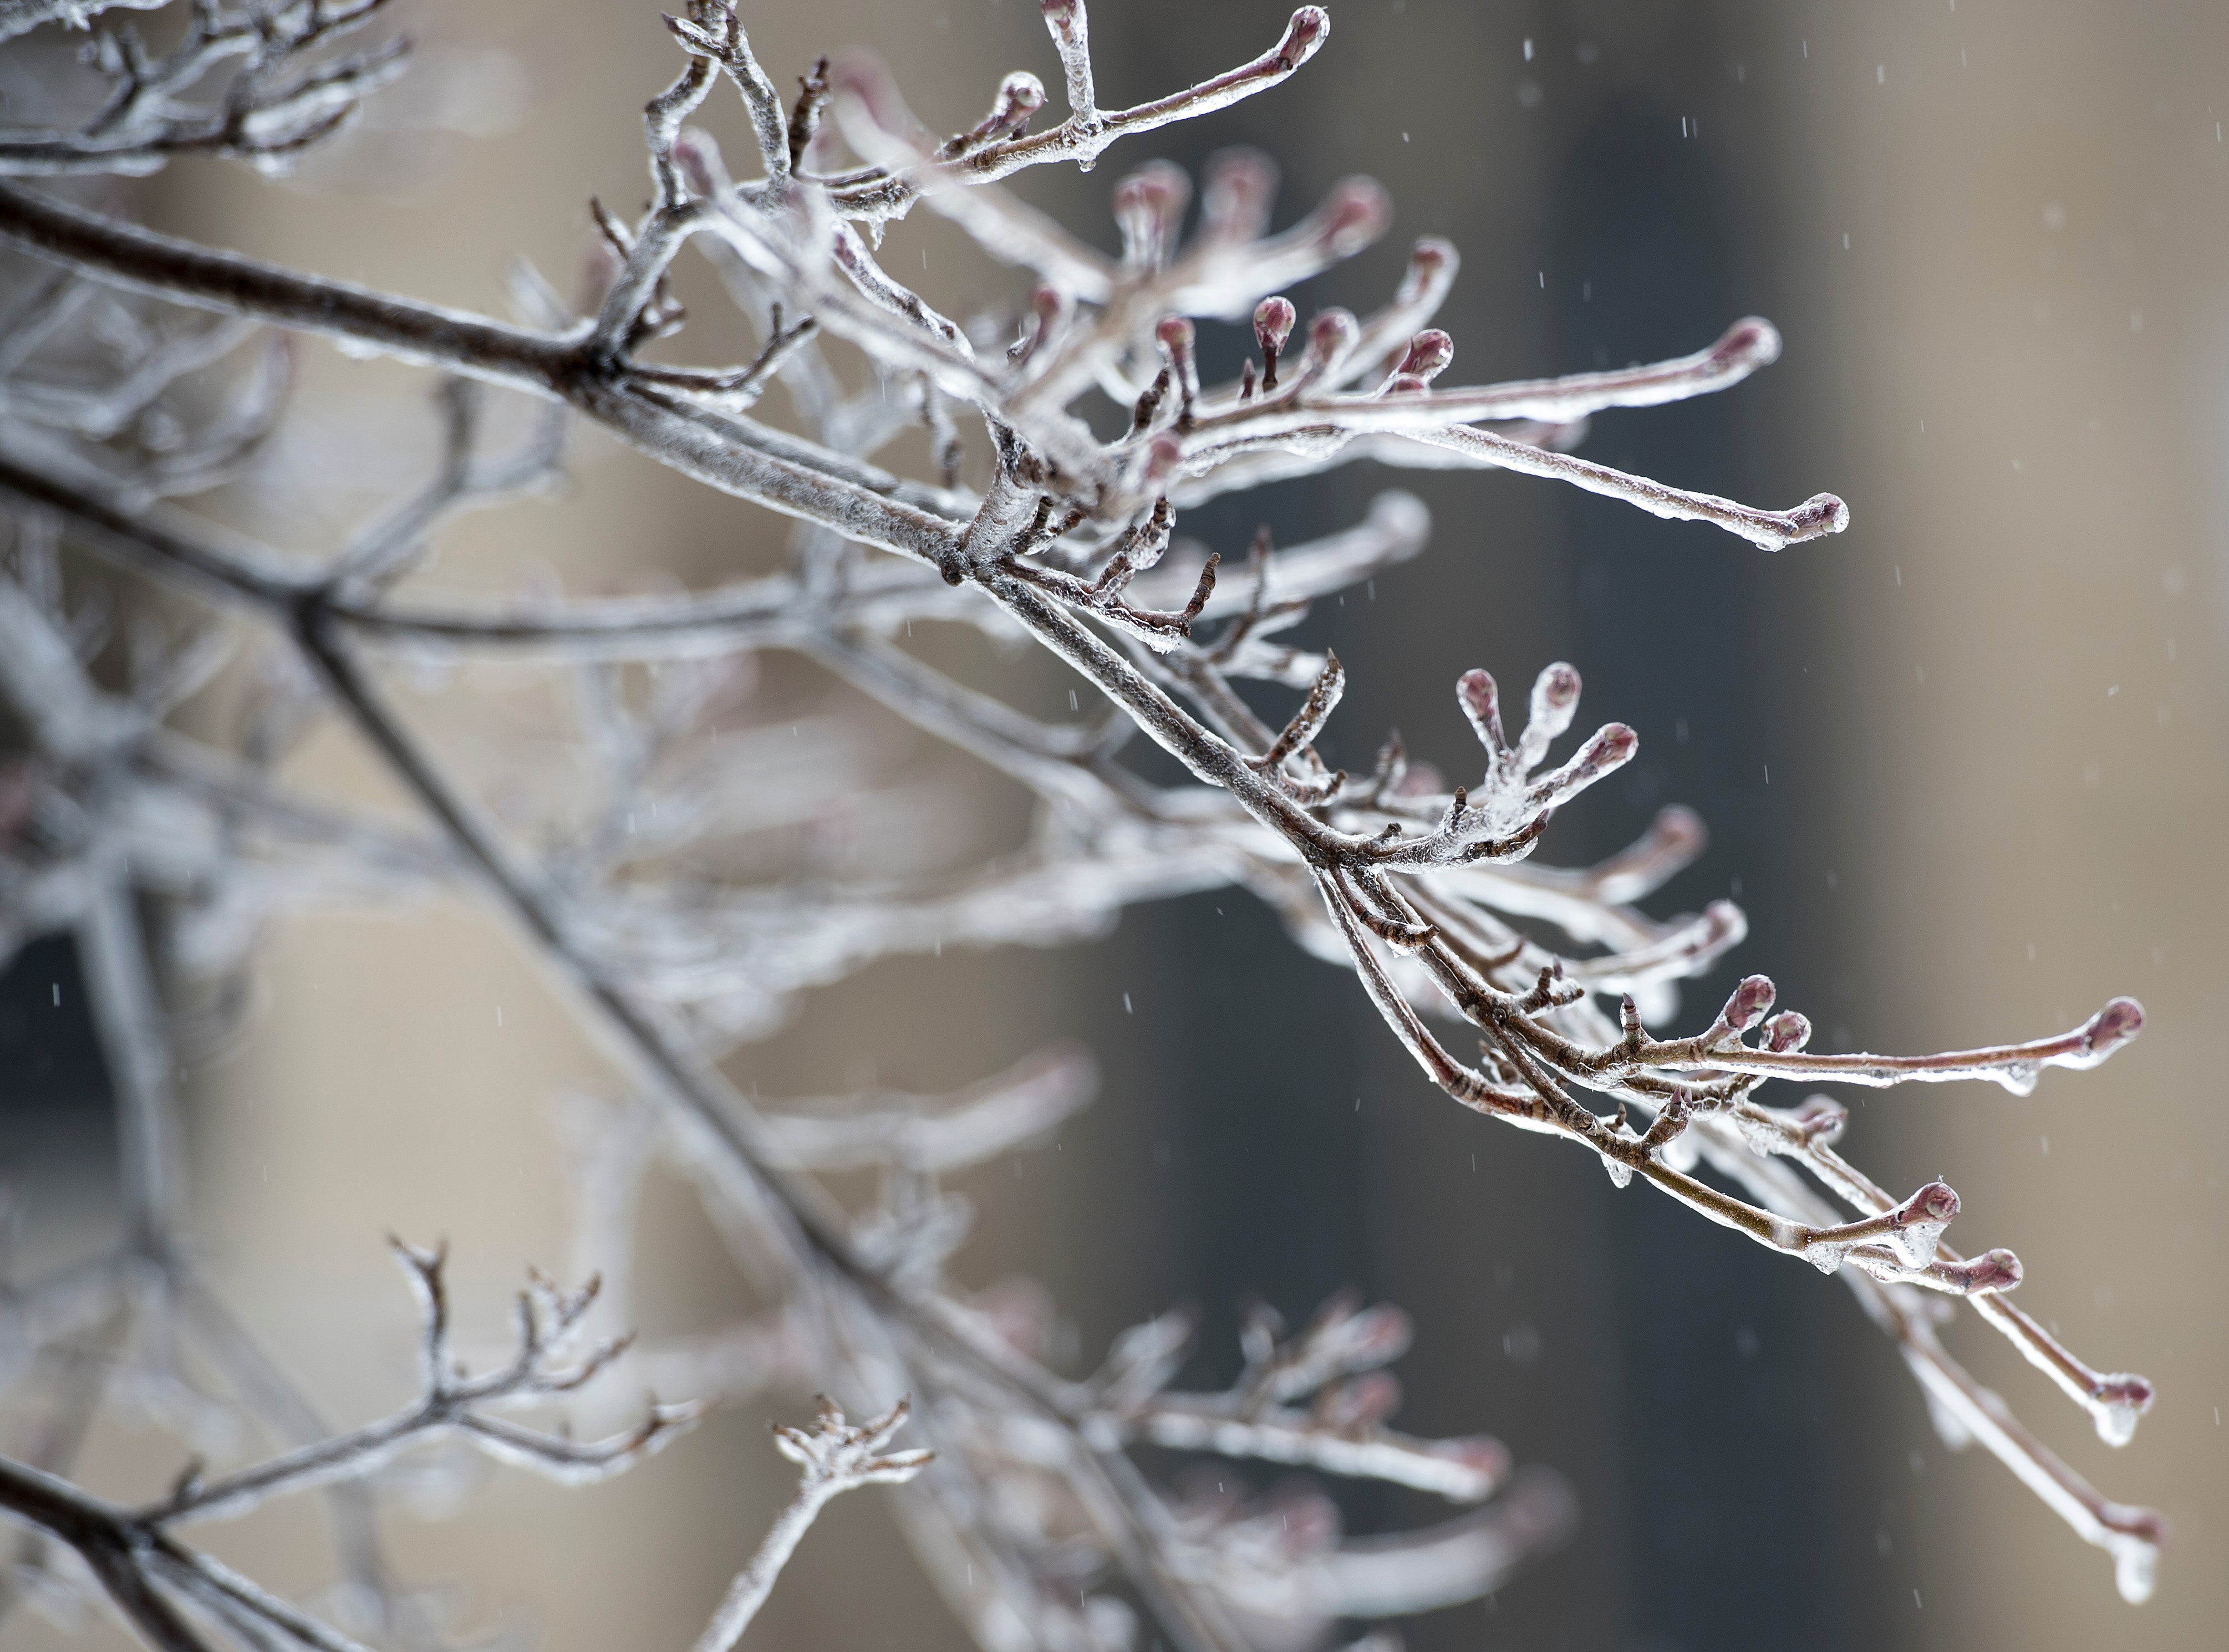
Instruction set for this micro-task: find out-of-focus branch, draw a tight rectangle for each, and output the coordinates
[147,1241,699,1527]
[693,1398,930,1652]
[758,1047,1097,1174]
[0,0,406,179]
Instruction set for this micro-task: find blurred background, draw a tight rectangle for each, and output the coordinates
[4,1,2226,1649]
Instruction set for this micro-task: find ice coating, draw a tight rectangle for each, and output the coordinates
[1396,329,1454,383]
[0,0,2165,1623]
[1253,293,1297,353]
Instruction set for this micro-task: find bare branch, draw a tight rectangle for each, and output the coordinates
[693,1398,931,1652]
[142,1241,700,1528]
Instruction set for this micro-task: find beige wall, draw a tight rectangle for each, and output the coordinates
[1777,3,2229,1643]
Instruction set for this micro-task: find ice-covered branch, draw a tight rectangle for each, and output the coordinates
[818,3,1330,224]
[693,1398,931,1652]
[0,0,406,178]
[1091,1296,1517,1505]
[0,0,2169,1634]
[145,1241,700,1528]
[758,1047,1097,1174]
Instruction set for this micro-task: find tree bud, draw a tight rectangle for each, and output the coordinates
[1254,295,1297,354]
[1276,7,1332,73]
[1396,329,1454,383]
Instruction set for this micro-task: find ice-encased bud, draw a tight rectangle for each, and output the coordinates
[1560,723,1636,786]
[1789,492,1851,538]
[1396,235,1458,303]
[1299,307,1359,378]
[1456,668,1506,754]
[1956,1248,2022,1294]
[1515,662,1582,767]
[1789,1095,1846,1144]
[1907,1181,1960,1222]
[1314,176,1391,257]
[1532,659,1580,715]
[1275,6,1332,73]
[1155,314,1197,374]
[1711,316,1783,374]
[993,71,1047,131]
[1655,804,1708,863]
[1253,295,1297,387]
[1115,161,1190,268]
[1253,295,1297,355]
[1032,284,1064,323]
[1714,975,1777,1040]
[1761,1011,1813,1053]
[1521,722,1638,812]
[2083,996,2145,1061]
[1695,901,1746,953]
[1396,329,1454,383]
[1202,146,1278,242]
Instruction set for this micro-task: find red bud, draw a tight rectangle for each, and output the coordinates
[2086,996,2144,1057]
[1253,295,1297,354]
[1457,669,1505,753]
[1762,1011,1812,1053]
[1318,177,1391,255]
[1202,146,1277,242]
[1275,7,1331,72]
[1789,1095,1846,1144]
[1396,329,1454,382]
[1712,317,1783,371]
[1718,975,1776,1036]
[1956,1248,2022,1294]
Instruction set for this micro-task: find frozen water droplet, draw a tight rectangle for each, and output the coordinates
[2095,1398,2141,1447]
[1808,1242,1847,1276]
[1602,1157,1632,1189]
[2114,1540,2157,1604]
[1996,1060,2039,1096]
[1890,1221,1947,1269]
